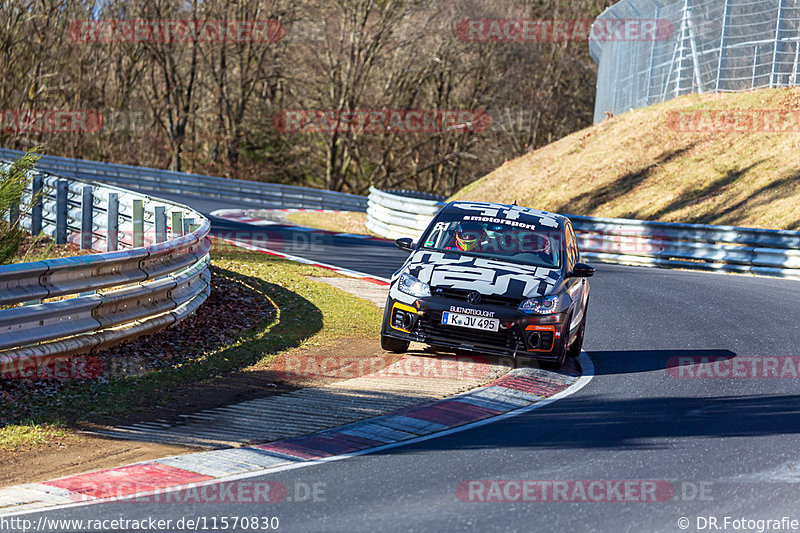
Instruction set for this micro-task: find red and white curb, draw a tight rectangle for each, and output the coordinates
[0,354,593,516]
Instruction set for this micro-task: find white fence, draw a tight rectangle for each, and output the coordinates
[366,188,800,280]
[591,0,800,123]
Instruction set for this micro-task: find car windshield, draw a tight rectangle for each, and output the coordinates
[418,212,561,269]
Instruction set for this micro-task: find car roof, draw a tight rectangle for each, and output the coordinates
[443,201,567,229]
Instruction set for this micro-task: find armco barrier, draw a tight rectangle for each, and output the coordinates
[366,188,800,281]
[0,160,211,374]
[0,148,367,212]
[365,187,446,240]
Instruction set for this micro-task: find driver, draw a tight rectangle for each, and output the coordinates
[447,221,486,252]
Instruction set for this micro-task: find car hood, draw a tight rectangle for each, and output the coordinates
[403,250,562,299]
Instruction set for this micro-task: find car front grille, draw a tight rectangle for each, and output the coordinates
[432,287,522,308]
[416,310,524,352]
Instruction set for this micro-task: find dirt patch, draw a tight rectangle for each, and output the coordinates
[0,338,396,488]
[0,434,189,488]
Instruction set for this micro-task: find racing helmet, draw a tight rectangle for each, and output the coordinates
[455,221,484,252]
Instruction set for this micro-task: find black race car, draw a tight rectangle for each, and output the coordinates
[380,201,594,367]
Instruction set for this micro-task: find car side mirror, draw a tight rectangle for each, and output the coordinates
[395,238,415,253]
[570,263,595,278]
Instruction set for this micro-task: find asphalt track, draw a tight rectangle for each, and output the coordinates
[23,192,800,532]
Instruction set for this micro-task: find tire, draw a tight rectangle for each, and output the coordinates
[544,312,571,369]
[566,318,585,359]
[567,295,589,359]
[381,334,409,354]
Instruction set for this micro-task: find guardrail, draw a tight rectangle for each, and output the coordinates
[0,160,211,376]
[0,148,367,212]
[366,188,800,281]
[365,187,446,240]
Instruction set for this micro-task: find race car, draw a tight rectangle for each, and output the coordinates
[380,201,594,367]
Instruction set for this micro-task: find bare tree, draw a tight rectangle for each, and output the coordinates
[140,0,201,171]
[0,0,614,195]
[201,0,293,177]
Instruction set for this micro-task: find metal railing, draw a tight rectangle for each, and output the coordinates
[366,188,800,281]
[591,0,800,123]
[0,148,368,213]
[365,187,446,240]
[0,162,211,376]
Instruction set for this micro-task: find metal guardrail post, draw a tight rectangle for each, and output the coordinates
[8,199,19,226]
[172,211,184,237]
[133,199,144,248]
[31,174,43,235]
[55,179,68,244]
[155,206,167,243]
[107,192,119,252]
[81,185,94,250]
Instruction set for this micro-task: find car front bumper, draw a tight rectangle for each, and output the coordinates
[381,295,569,362]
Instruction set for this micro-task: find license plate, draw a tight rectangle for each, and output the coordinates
[441,312,499,332]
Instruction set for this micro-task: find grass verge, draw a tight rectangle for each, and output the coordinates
[0,244,382,450]
[0,424,71,451]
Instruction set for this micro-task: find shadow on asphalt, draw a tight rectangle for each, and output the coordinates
[358,348,800,454]
[587,349,737,375]
[363,390,800,453]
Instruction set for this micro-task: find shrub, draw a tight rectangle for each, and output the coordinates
[0,148,43,265]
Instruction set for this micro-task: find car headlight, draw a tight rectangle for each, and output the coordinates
[518,295,559,315]
[398,272,431,298]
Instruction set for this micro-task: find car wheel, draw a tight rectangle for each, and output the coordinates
[567,296,589,359]
[381,334,409,354]
[566,318,585,359]
[544,312,571,369]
